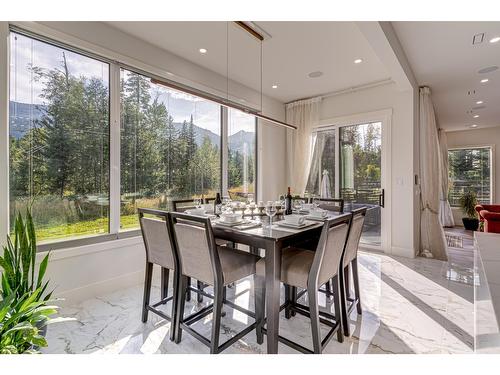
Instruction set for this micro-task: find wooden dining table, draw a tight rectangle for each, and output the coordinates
[211,211,352,354]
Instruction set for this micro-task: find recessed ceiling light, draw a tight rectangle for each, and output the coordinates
[481,78,489,83]
[308,71,323,78]
[473,114,480,118]
[490,37,500,43]
[354,58,363,64]
[470,124,478,128]
[199,48,207,54]
[271,84,278,89]
[476,100,484,104]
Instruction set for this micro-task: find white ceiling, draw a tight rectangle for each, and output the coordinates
[393,21,500,131]
[106,21,391,103]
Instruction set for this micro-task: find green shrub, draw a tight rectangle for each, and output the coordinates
[459,191,478,219]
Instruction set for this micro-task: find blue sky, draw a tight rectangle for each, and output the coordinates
[10,32,255,136]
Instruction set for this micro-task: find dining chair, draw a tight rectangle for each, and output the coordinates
[138,208,178,341]
[171,198,207,303]
[255,214,352,354]
[316,198,344,213]
[169,212,263,354]
[172,198,197,212]
[338,207,367,337]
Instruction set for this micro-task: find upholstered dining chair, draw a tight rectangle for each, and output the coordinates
[338,207,367,336]
[171,198,210,303]
[169,212,263,354]
[316,198,344,213]
[255,214,352,354]
[138,208,178,341]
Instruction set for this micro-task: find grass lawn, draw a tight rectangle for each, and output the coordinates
[36,214,140,243]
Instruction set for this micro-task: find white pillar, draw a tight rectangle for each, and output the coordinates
[0,22,10,246]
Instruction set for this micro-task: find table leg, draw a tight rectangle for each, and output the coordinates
[265,241,282,354]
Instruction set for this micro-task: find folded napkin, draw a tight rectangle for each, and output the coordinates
[283,214,305,225]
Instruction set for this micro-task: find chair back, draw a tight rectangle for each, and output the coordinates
[204,197,215,204]
[169,212,222,286]
[317,198,344,213]
[343,207,367,267]
[172,199,196,212]
[138,208,176,270]
[309,214,352,287]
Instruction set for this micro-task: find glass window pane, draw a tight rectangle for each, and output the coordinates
[228,109,256,201]
[448,147,491,206]
[120,70,221,230]
[9,32,110,243]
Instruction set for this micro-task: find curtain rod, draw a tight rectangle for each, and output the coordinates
[150,78,297,130]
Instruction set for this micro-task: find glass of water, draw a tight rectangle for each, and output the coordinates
[193,198,202,209]
[265,201,277,228]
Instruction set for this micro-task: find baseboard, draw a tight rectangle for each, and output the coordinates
[55,269,144,306]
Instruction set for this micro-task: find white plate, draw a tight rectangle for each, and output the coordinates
[216,219,246,227]
[276,220,317,229]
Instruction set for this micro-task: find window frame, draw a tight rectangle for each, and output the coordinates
[6,26,258,252]
[447,144,495,207]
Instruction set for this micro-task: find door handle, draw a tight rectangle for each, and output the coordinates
[379,189,385,208]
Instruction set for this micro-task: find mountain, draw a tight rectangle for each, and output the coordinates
[9,101,45,139]
[9,102,256,155]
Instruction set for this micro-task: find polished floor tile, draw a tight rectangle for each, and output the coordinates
[43,242,474,354]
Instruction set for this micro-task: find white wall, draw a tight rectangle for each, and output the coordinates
[0,21,286,303]
[447,127,500,225]
[318,82,417,257]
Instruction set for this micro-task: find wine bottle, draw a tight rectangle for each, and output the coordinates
[285,187,293,215]
[214,193,222,215]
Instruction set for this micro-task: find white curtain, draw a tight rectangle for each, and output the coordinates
[419,87,448,261]
[438,129,455,227]
[286,97,321,195]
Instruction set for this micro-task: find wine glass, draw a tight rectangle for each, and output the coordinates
[312,196,320,210]
[265,201,277,228]
[193,197,202,209]
[293,199,304,212]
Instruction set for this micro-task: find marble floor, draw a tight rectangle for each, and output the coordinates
[43,236,474,354]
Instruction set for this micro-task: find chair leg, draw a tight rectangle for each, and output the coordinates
[291,286,297,317]
[307,283,322,354]
[352,258,362,314]
[332,275,344,343]
[254,274,266,345]
[210,284,224,354]
[175,275,188,344]
[161,267,169,302]
[185,277,192,301]
[284,284,292,319]
[142,262,153,323]
[344,264,351,300]
[169,269,179,342]
[339,265,350,337]
[197,281,204,303]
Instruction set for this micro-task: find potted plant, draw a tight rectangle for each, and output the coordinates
[459,191,479,231]
[0,210,58,353]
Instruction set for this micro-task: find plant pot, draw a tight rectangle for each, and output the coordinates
[462,217,479,231]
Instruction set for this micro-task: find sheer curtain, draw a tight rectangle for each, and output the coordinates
[286,97,321,195]
[419,87,448,260]
[438,129,455,227]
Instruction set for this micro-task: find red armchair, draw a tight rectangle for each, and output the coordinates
[475,204,500,233]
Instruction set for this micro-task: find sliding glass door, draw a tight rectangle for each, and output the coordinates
[339,122,382,246]
[307,116,389,251]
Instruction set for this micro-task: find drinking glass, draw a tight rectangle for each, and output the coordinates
[265,201,277,228]
[247,193,254,205]
[193,198,202,209]
[293,199,304,212]
[312,196,320,210]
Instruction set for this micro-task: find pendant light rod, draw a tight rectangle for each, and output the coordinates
[150,77,296,130]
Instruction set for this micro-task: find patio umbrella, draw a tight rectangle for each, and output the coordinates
[320,170,331,198]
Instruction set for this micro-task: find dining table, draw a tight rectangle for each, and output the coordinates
[211,210,352,354]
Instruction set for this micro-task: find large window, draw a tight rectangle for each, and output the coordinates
[120,69,221,230]
[448,147,492,206]
[9,32,110,243]
[227,109,256,201]
[8,31,258,243]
